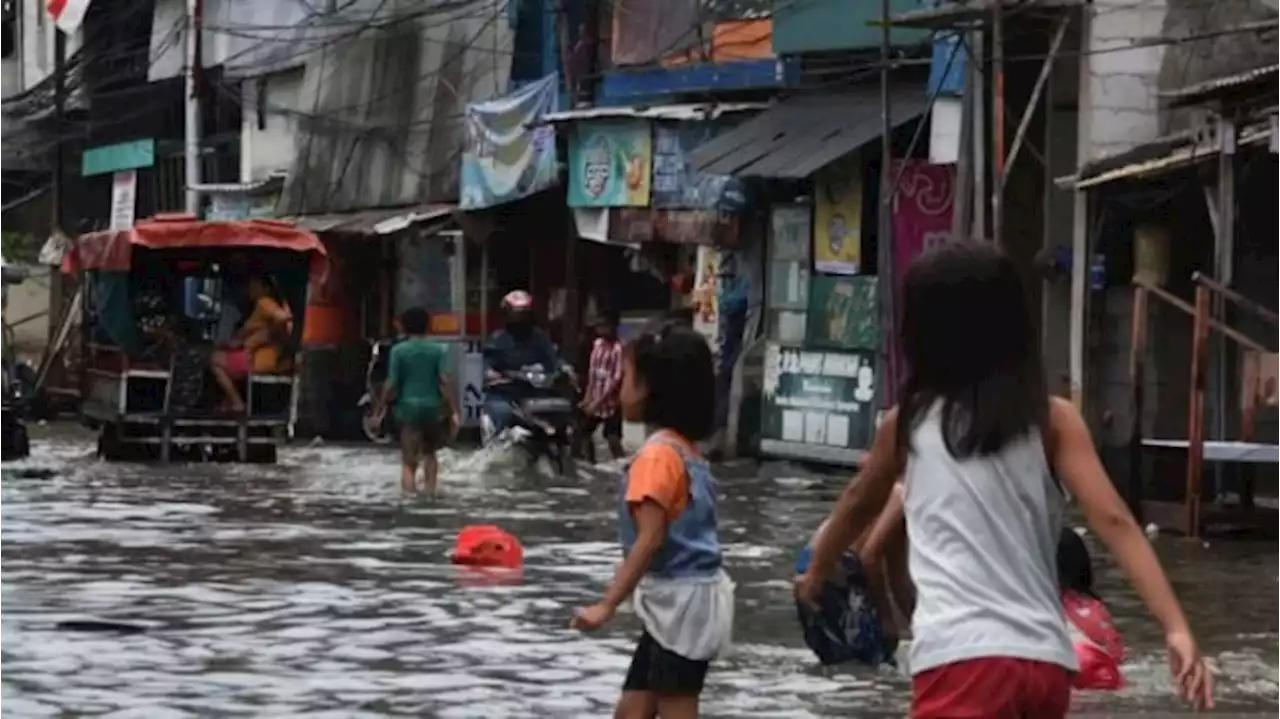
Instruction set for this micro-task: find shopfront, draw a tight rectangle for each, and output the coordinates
[686,86,951,466]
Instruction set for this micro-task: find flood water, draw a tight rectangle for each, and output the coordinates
[2,428,1276,717]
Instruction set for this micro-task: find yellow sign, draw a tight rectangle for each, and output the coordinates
[813,156,864,275]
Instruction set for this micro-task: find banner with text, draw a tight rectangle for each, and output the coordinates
[759,343,877,465]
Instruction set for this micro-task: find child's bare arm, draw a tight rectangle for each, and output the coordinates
[1049,398,1189,637]
[859,483,914,625]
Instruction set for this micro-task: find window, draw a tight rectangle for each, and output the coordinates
[765,204,810,344]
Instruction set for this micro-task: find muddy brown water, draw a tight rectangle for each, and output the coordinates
[2,429,1276,717]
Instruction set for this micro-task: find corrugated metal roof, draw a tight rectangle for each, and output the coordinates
[289,204,455,235]
[1161,63,1279,108]
[1062,120,1273,190]
[688,86,930,179]
[541,102,768,124]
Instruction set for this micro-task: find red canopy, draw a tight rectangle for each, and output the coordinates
[62,215,327,274]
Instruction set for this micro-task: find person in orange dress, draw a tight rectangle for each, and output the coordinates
[210,275,293,412]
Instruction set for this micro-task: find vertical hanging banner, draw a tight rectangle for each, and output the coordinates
[47,0,92,34]
[568,121,652,207]
[890,160,955,282]
[459,74,560,211]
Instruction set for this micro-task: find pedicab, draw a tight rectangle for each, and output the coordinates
[62,214,326,463]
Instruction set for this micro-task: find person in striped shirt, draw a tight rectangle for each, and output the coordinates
[578,309,626,463]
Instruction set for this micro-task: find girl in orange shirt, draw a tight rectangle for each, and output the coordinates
[571,323,733,719]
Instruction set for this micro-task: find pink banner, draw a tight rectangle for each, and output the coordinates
[887,161,955,401]
[890,160,955,282]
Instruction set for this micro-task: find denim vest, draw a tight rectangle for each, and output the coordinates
[618,432,723,579]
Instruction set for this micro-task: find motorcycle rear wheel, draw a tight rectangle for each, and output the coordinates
[361,409,394,445]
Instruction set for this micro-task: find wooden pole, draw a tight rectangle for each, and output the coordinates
[555,0,579,360]
[1184,284,1211,538]
[1127,285,1148,520]
[990,1,1005,245]
[48,28,67,349]
[877,0,896,406]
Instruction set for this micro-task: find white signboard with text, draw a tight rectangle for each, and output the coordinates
[109,170,137,231]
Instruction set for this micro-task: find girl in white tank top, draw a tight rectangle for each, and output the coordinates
[796,242,1213,717]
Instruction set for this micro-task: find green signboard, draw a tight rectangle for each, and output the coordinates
[759,343,878,466]
[81,139,156,177]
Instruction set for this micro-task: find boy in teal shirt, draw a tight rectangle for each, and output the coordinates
[376,307,458,495]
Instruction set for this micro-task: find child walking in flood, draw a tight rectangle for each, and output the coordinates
[375,308,459,496]
[571,323,733,719]
[798,241,1213,717]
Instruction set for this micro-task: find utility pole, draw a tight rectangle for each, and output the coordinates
[877,0,896,405]
[990,1,1005,245]
[555,0,579,361]
[184,0,203,215]
[48,26,67,347]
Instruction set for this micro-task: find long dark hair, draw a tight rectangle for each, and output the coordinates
[895,241,1048,458]
[1057,527,1097,598]
[628,322,716,441]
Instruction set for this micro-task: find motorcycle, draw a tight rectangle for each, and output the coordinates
[480,363,577,475]
[357,337,398,443]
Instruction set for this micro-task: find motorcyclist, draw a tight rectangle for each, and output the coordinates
[481,290,565,438]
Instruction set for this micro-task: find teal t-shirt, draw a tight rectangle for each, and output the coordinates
[387,338,449,425]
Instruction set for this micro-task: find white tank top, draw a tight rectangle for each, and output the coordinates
[904,407,1078,675]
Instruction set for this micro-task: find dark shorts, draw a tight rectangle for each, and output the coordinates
[399,418,445,464]
[622,631,710,697]
[794,545,896,667]
[581,410,623,439]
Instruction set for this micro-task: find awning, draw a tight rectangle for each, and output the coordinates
[1062,119,1274,190]
[289,204,456,236]
[541,102,768,124]
[688,86,931,178]
[64,216,326,274]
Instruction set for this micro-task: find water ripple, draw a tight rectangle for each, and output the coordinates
[1,429,1276,717]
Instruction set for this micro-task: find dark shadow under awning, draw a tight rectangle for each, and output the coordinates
[688,85,931,179]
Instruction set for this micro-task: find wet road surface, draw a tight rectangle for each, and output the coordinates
[2,429,1277,717]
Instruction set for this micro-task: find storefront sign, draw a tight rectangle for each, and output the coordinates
[652,125,740,210]
[608,208,739,246]
[109,170,137,231]
[82,139,155,177]
[568,121,652,207]
[813,155,863,275]
[456,339,486,427]
[460,73,560,210]
[759,343,877,465]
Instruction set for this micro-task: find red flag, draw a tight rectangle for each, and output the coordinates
[46,0,90,34]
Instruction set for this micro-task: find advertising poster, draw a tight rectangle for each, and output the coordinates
[806,274,879,351]
[813,155,863,275]
[568,121,653,207]
[693,245,719,348]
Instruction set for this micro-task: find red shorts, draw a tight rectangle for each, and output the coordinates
[912,658,1072,719]
[223,349,251,378]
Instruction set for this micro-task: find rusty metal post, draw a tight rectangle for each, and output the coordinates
[1184,283,1211,538]
[1126,285,1149,519]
